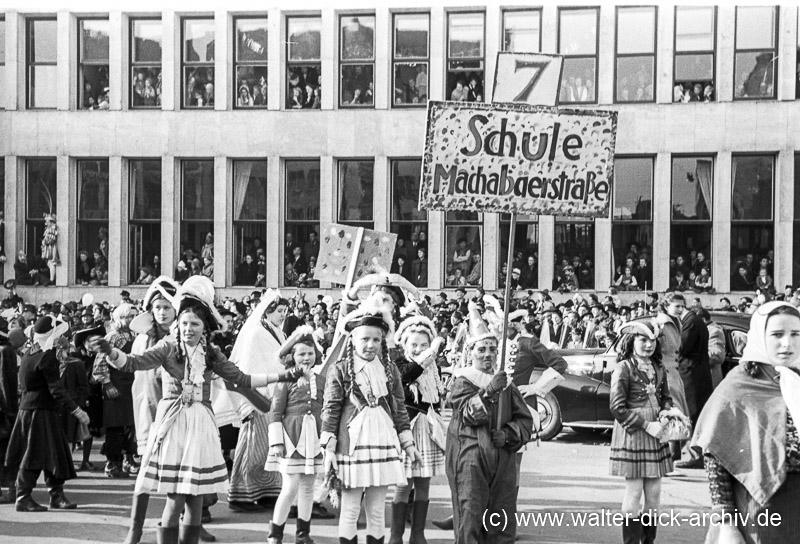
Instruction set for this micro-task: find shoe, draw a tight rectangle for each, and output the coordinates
[257,496,277,509]
[673,458,704,469]
[123,456,140,476]
[79,460,95,471]
[288,505,298,519]
[201,506,212,524]
[228,500,261,512]
[431,515,453,531]
[388,501,408,544]
[122,493,149,544]
[311,502,335,519]
[198,525,216,542]
[106,462,130,478]
[49,489,78,510]
[0,486,16,504]
[16,495,48,512]
[366,536,384,544]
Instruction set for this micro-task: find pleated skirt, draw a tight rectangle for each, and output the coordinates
[228,412,281,501]
[609,401,673,478]
[402,410,446,478]
[338,406,406,489]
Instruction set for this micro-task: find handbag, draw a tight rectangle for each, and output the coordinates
[658,411,693,442]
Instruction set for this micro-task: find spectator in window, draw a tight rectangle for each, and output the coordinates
[689,83,703,102]
[694,267,714,293]
[691,252,709,277]
[467,75,482,102]
[466,252,481,286]
[252,85,265,106]
[311,87,321,109]
[174,260,189,283]
[391,255,411,282]
[673,84,686,102]
[190,258,202,277]
[237,254,259,286]
[142,78,157,106]
[446,268,467,287]
[76,250,92,285]
[14,251,49,287]
[204,83,215,107]
[635,256,653,291]
[412,248,428,288]
[136,266,156,286]
[755,267,775,295]
[450,79,468,101]
[452,238,471,275]
[289,246,308,276]
[731,264,755,291]
[290,86,304,109]
[201,233,214,262]
[670,270,688,292]
[519,255,537,289]
[675,255,690,277]
[303,231,320,262]
[614,266,639,291]
[90,252,108,286]
[702,84,714,102]
[284,263,298,287]
[237,85,254,107]
[201,256,214,281]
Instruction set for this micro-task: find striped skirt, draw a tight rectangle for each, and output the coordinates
[338,406,406,489]
[228,412,282,502]
[135,399,228,496]
[402,409,446,478]
[609,402,673,478]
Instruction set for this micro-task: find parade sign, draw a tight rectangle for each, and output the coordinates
[315,223,397,286]
[492,52,563,106]
[419,101,617,217]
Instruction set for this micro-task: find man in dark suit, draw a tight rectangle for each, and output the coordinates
[284,233,300,264]
[289,246,308,276]
[14,251,49,287]
[411,248,428,288]
[302,231,320,263]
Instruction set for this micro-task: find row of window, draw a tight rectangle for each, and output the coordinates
[2,5,789,111]
[7,153,800,288]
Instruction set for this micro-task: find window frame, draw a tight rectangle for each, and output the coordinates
[391,12,430,109]
[730,152,776,222]
[336,158,375,227]
[613,5,657,104]
[0,17,5,111]
[129,16,163,110]
[673,5,717,97]
[501,8,543,53]
[26,17,58,110]
[77,17,110,111]
[338,13,376,109]
[283,159,321,288]
[233,15,269,110]
[285,14,322,111]
[180,16,216,110]
[445,10,486,102]
[669,154,714,280]
[733,5,778,101]
[557,6,600,105]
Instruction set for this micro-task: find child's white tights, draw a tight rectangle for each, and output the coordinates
[339,485,388,539]
[273,473,316,524]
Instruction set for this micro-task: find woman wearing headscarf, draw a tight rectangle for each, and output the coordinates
[227,289,290,511]
[693,301,800,543]
[5,316,90,512]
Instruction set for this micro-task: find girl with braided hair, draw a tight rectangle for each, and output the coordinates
[89,277,301,544]
[321,300,422,544]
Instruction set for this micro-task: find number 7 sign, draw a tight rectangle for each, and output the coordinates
[491,52,564,106]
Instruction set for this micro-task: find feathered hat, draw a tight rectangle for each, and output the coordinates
[618,318,661,340]
[172,276,224,331]
[143,275,180,311]
[343,297,396,343]
[395,315,437,345]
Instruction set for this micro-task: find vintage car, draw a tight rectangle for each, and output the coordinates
[532,311,750,440]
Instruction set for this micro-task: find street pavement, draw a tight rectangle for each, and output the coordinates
[0,429,712,543]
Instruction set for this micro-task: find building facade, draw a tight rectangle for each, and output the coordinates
[1,2,799,299]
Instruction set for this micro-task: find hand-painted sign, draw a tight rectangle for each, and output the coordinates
[492,52,563,106]
[315,224,397,286]
[419,101,617,218]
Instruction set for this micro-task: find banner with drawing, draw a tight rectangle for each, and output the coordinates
[315,224,397,286]
[419,101,617,218]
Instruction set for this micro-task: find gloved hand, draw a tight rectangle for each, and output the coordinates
[87,337,112,355]
[517,384,543,398]
[645,422,664,439]
[281,366,305,381]
[491,429,508,448]
[72,407,90,425]
[102,382,120,399]
[485,371,508,397]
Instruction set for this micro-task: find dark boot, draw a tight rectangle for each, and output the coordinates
[15,493,47,513]
[365,536,384,544]
[431,515,453,531]
[122,493,150,544]
[267,521,285,544]
[198,525,215,542]
[48,486,77,509]
[178,524,201,544]
[157,524,180,544]
[408,500,429,544]
[339,538,358,544]
[296,518,314,544]
[0,485,16,504]
[642,523,657,544]
[622,518,642,544]
[388,501,408,544]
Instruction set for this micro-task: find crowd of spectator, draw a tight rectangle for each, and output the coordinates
[186,69,215,107]
[673,81,715,103]
[286,67,321,109]
[449,73,484,102]
[131,69,162,107]
[559,73,596,103]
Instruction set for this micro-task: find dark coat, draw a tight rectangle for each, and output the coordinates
[236,260,259,286]
[509,334,568,388]
[395,355,443,419]
[679,310,713,420]
[412,258,428,287]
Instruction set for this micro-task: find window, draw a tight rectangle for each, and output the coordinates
[558,8,598,104]
[731,155,774,286]
[671,156,713,292]
[79,19,109,110]
[340,15,375,107]
[446,12,485,103]
[500,214,539,289]
[182,18,215,109]
[674,6,716,103]
[445,210,481,286]
[502,9,541,53]
[26,18,57,109]
[615,7,656,103]
[611,157,654,291]
[338,160,373,228]
[0,18,5,108]
[391,160,428,287]
[286,16,321,109]
[130,18,162,109]
[734,6,777,100]
[393,13,429,107]
[555,217,595,290]
[25,159,57,259]
[180,160,214,279]
[232,160,267,286]
[76,160,109,285]
[285,160,320,287]
[234,17,268,108]
[129,160,161,284]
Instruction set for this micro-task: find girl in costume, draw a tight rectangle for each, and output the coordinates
[321,300,421,544]
[693,301,800,543]
[89,277,300,544]
[265,326,326,544]
[389,315,445,544]
[41,213,60,283]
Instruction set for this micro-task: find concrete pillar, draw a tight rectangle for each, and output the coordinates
[4,11,20,110]
[484,213,499,290]
[778,6,797,102]
[374,7,389,110]
[162,11,176,111]
[373,157,389,232]
[267,8,281,111]
[428,211,444,290]
[541,5,557,54]
[57,11,76,111]
[429,7,444,100]
[656,3,675,104]
[267,157,281,288]
[538,215,555,290]
[713,152,732,292]
[317,156,335,288]
[485,6,500,102]
[108,157,126,286]
[213,157,229,287]
[109,11,123,111]
[597,4,615,105]
[321,8,335,110]
[4,158,20,280]
[652,153,672,291]
[56,156,73,286]
[775,151,794,288]
[161,156,178,275]
[595,217,612,289]
[717,5,735,103]
[214,10,230,111]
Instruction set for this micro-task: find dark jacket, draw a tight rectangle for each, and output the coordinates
[509,334,568,388]
[236,260,259,286]
[679,310,713,420]
[412,258,428,287]
[609,358,673,432]
[19,348,80,413]
[395,355,443,418]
